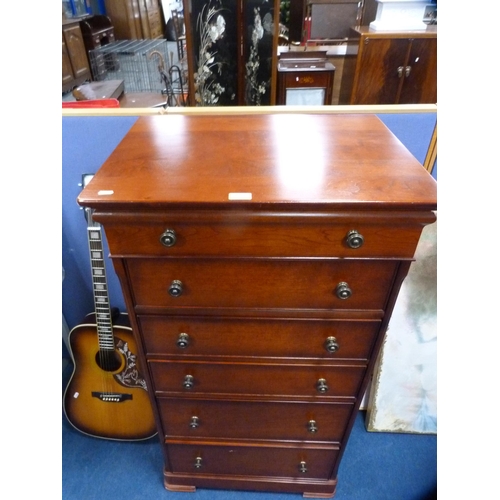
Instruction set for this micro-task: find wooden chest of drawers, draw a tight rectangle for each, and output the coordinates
[78,113,437,497]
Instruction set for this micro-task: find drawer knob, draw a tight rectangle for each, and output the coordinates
[325,336,339,353]
[194,456,203,469]
[299,461,308,473]
[183,374,194,389]
[190,416,200,428]
[335,282,352,300]
[177,332,190,348]
[159,228,177,247]
[316,378,328,393]
[307,420,318,433]
[346,230,364,249]
[169,280,183,297]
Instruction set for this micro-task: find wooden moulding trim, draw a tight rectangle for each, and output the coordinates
[133,306,385,320]
[62,103,437,117]
[164,438,340,450]
[93,209,437,224]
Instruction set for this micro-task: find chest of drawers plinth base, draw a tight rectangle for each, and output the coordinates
[164,468,338,498]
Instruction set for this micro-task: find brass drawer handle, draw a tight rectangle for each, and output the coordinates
[159,228,177,247]
[299,461,308,473]
[316,378,328,393]
[169,280,183,297]
[346,229,364,249]
[335,282,352,300]
[194,456,203,469]
[183,374,194,389]
[325,336,339,353]
[307,420,318,433]
[177,332,190,348]
[190,416,200,428]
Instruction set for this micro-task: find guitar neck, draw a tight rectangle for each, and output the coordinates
[87,220,114,352]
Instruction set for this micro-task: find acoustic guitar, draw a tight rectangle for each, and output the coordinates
[63,206,157,441]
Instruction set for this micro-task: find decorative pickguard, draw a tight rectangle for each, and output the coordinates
[113,337,148,391]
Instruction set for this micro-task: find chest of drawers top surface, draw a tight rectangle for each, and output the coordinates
[77,113,436,212]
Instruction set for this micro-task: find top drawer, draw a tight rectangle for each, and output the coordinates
[100,213,425,258]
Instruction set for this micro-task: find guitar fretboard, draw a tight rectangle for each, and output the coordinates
[88,225,114,352]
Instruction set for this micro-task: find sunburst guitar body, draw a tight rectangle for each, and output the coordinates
[63,199,157,441]
[64,312,157,441]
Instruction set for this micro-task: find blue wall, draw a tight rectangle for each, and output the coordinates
[62,112,437,331]
[62,117,137,330]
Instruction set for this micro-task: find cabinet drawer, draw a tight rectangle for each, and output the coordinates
[149,360,365,398]
[139,316,380,360]
[127,259,397,310]
[167,443,338,480]
[283,71,331,89]
[104,219,422,258]
[158,398,353,443]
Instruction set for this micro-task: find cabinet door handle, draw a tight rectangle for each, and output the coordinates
[325,336,339,353]
[335,282,352,300]
[405,65,412,77]
[346,229,364,249]
[177,332,190,348]
[316,378,328,393]
[169,280,183,297]
[194,456,203,469]
[159,228,177,247]
[307,420,318,433]
[190,416,200,428]
[299,461,308,473]
[397,65,404,78]
[183,374,194,389]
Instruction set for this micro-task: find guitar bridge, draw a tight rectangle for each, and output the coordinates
[91,392,133,403]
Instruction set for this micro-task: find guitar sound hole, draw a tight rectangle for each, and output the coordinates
[95,350,122,372]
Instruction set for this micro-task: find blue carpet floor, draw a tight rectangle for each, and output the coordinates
[62,361,436,500]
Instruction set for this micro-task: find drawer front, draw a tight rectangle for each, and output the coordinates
[149,361,365,398]
[139,316,380,360]
[167,443,338,479]
[158,398,353,443]
[127,259,397,310]
[284,71,331,89]
[104,220,422,258]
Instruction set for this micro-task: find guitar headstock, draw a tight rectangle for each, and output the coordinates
[81,173,96,227]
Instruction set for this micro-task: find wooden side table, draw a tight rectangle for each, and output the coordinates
[277,51,335,105]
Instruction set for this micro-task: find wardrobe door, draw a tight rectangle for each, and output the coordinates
[399,37,437,104]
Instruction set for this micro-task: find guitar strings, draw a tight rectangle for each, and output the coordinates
[88,217,115,414]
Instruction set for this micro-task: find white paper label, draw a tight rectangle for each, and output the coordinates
[228,192,252,200]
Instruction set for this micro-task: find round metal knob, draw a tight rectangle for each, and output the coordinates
[346,230,364,249]
[183,374,194,390]
[325,336,339,353]
[177,333,190,348]
[169,280,183,297]
[307,420,318,433]
[335,282,352,300]
[190,416,200,429]
[299,461,308,473]
[159,229,177,247]
[194,456,203,469]
[316,378,328,393]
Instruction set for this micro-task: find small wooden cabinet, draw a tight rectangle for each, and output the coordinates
[80,15,117,79]
[78,113,437,498]
[277,51,335,105]
[62,20,91,92]
[104,0,163,39]
[339,26,437,105]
